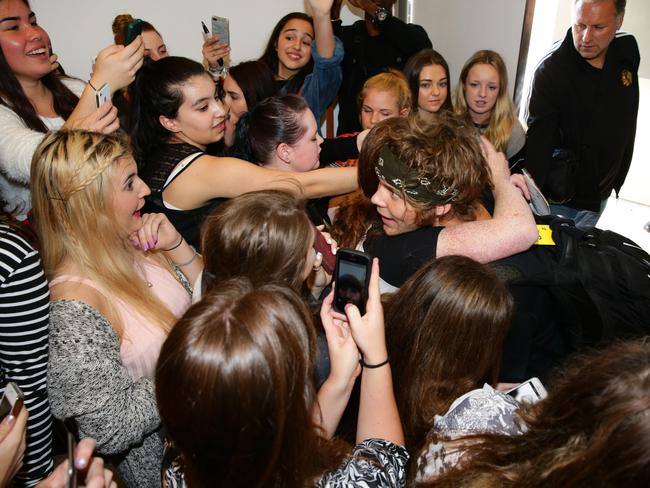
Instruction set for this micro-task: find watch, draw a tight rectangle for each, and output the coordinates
[374,6,391,23]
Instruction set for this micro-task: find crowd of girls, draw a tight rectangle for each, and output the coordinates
[1,1,648,487]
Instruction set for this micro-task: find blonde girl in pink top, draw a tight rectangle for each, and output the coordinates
[31,129,202,486]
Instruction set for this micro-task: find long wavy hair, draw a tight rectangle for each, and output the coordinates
[30,130,177,336]
[385,256,513,459]
[0,0,79,132]
[156,278,347,487]
[454,50,518,153]
[403,48,453,113]
[417,339,650,487]
[259,12,314,95]
[200,190,312,293]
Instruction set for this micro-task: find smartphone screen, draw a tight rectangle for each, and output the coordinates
[334,250,371,314]
[211,16,230,45]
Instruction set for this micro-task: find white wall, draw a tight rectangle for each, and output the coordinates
[30,0,363,81]
[411,0,527,96]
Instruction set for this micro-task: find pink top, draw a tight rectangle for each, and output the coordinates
[49,258,191,381]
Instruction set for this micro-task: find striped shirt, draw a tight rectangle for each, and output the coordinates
[0,223,53,486]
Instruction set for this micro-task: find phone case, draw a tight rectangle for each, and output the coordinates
[312,226,335,274]
[211,16,230,45]
[95,83,110,108]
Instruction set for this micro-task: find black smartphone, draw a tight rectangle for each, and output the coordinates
[333,249,372,315]
[64,418,77,488]
[125,19,143,45]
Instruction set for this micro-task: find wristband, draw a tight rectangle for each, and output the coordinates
[173,249,199,268]
[88,80,98,91]
[360,357,389,369]
[162,235,183,252]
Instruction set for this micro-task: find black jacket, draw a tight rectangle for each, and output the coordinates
[525,29,640,211]
[333,17,431,135]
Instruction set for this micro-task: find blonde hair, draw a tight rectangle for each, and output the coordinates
[454,50,517,153]
[358,69,412,115]
[30,130,176,336]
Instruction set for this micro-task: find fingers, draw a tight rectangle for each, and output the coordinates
[135,213,164,251]
[510,174,531,200]
[74,438,97,470]
[366,258,380,306]
[49,53,60,73]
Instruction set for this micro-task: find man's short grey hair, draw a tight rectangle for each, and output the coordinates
[575,0,626,16]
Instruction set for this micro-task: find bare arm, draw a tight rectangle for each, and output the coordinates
[346,259,404,446]
[308,0,336,59]
[437,139,538,263]
[165,155,357,209]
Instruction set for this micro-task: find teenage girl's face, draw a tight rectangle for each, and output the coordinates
[417,64,448,115]
[370,181,419,236]
[286,109,322,172]
[463,63,500,122]
[223,75,247,118]
[275,18,313,80]
[360,88,405,131]
[110,156,151,237]
[167,74,228,147]
[142,30,168,61]
[0,0,52,83]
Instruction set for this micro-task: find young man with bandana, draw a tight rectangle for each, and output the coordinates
[346,115,537,292]
[524,0,639,229]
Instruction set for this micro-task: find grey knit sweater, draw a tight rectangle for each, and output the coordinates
[48,300,163,487]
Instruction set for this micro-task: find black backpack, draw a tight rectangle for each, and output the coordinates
[494,217,650,352]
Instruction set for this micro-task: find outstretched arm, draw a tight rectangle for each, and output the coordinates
[437,138,538,263]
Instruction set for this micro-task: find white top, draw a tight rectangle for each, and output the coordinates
[0,77,85,220]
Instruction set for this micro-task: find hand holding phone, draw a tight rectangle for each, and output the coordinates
[0,382,24,423]
[94,83,110,108]
[333,249,371,314]
[124,19,143,45]
[340,257,388,366]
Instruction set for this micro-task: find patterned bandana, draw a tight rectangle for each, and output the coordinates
[373,146,458,204]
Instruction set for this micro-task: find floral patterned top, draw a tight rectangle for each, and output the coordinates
[415,384,525,483]
[164,438,408,487]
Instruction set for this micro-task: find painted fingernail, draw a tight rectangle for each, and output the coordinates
[316,252,322,260]
[142,243,148,252]
[75,457,87,469]
[344,303,352,310]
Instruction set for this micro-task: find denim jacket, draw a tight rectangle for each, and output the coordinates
[299,36,344,127]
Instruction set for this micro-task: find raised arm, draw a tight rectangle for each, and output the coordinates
[64,39,144,130]
[347,259,404,446]
[437,138,538,263]
[308,0,336,59]
[166,155,357,209]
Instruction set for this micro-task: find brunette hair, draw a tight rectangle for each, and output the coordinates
[0,0,79,133]
[418,339,650,487]
[30,130,177,336]
[129,56,211,162]
[359,114,491,223]
[454,50,517,153]
[228,60,276,111]
[156,278,346,487]
[248,94,311,165]
[111,13,160,45]
[385,256,513,456]
[200,190,313,292]
[358,69,412,115]
[403,48,453,113]
[259,12,314,94]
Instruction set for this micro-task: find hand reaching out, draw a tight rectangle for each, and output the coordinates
[91,37,145,92]
[308,0,336,17]
[64,101,119,134]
